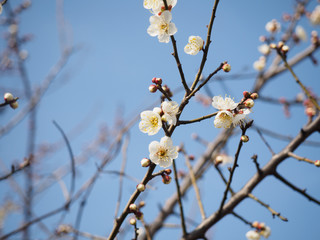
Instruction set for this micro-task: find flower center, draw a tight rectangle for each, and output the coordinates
[219,112,233,127]
[160,23,169,33]
[149,116,159,127]
[157,147,167,157]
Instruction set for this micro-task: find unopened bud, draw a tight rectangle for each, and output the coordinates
[244,99,255,108]
[269,43,277,49]
[149,84,157,93]
[215,155,224,165]
[164,169,172,175]
[10,101,19,109]
[139,201,145,208]
[129,203,137,212]
[314,160,320,167]
[241,135,249,142]
[152,77,162,85]
[135,211,144,220]
[250,93,259,100]
[305,107,316,117]
[222,63,231,72]
[281,45,290,53]
[162,175,172,184]
[252,221,259,228]
[189,154,195,161]
[243,91,251,98]
[141,158,151,167]
[4,92,14,102]
[277,41,284,49]
[136,183,145,192]
[129,218,136,225]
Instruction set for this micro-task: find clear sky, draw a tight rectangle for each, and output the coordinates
[1,0,320,240]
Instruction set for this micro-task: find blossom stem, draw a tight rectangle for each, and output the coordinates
[287,151,315,165]
[161,0,190,94]
[172,159,188,237]
[190,0,221,92]
[277,49,320,111]
[107,164,156,240]
[188,63,224,99]
[157,85,172,101]
[178,112,218,125]
[217,122,251,215]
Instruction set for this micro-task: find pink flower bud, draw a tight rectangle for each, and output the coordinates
[162,175,172,184]
[164,169,172,175]
[149,84,158,93]
[314,160,320,167]
[136,211,144,220]
[243,91,251,98]
[305,107,316,117]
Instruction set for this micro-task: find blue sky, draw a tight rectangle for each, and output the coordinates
[1,0,320,239]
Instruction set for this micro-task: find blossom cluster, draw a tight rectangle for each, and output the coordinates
[144,0,204,56]
[139,99,179,168]
[246,221,271,240]
[144,0,178,43]
[211,92,255,129]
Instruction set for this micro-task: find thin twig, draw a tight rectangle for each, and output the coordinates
[276,49,320,111]
[178,112,218,126]
[172,159,188,237]
[248,193,288,221]
[0,157,30,181]
[231,212,252,226]
[181,147,206,221]
[251,154,262,175]
[274,171,320,205]
[255,126,275,155]
[287,151,315,165]
[190,0,221,92]
[114,134,130,218]
[162,0,189,94]
[218,122,252,215]
[52,120,76,206]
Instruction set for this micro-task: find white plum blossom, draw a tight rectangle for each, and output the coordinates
[260,226,271,238]
[212,96,237,129]
[184,36,204,55]
[161,101,179,125]
[143,0,161,11]
[295,25,307,41]
[149,136,179,168]
[265,19,281,33]
[147,10,177,43]
[258,44,271,55]
[253,56,266,71]
[310,5,320,25]
[144,0,177,15]
[139,110,162,135]
[143,0,177,16]
[212,95,252,129]
[246,230,261,240]
[232,108,251,126]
